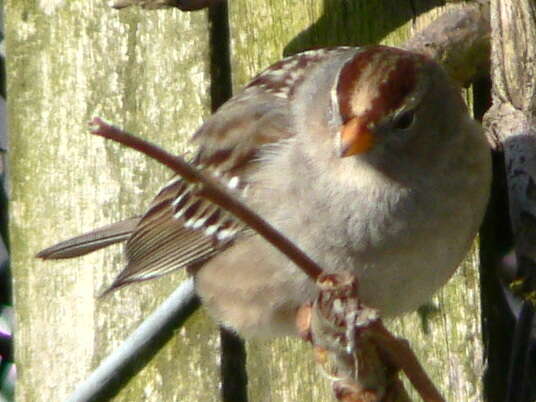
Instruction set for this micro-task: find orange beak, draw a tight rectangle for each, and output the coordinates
[339,117,374,157]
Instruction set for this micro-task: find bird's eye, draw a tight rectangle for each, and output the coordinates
[393,110,415,130]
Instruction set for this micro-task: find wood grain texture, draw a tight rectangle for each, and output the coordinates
[229,1,485,401]
[482,1,536,400]
[7,1,219,401]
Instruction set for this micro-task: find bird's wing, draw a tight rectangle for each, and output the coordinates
[109,92,293,291]
[109,47,353,291]
[38,47,351,292]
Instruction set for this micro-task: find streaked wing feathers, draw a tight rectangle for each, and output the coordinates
[107,174,247,292]
[108,48,349,291]
[108,94,294,290]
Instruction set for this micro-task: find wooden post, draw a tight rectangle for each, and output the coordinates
[483,0,536,400]
[7,2,220,400]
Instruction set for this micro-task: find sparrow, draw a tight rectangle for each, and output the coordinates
[38,45,491,339]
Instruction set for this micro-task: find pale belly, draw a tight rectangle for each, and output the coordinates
[196,148,489,338]
[195,195,480,339]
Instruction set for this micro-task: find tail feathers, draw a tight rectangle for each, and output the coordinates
[36,217,141,259]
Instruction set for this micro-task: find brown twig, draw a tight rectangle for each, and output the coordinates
[304,272,444,402]
[368,322,445,402]
[89,117,324,281]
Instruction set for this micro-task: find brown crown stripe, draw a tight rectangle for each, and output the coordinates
[337,46,422,126]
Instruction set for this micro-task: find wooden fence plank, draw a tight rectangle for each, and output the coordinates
[7,2,219,400]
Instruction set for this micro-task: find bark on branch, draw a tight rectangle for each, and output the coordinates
[403,1,491,86]
[484,0,536,297]
[483,0,536,400]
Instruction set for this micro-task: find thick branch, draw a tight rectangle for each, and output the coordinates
[484,0,536,290]
[483,1,536,400]
[403,2,491,86]
[488,0,536,111]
